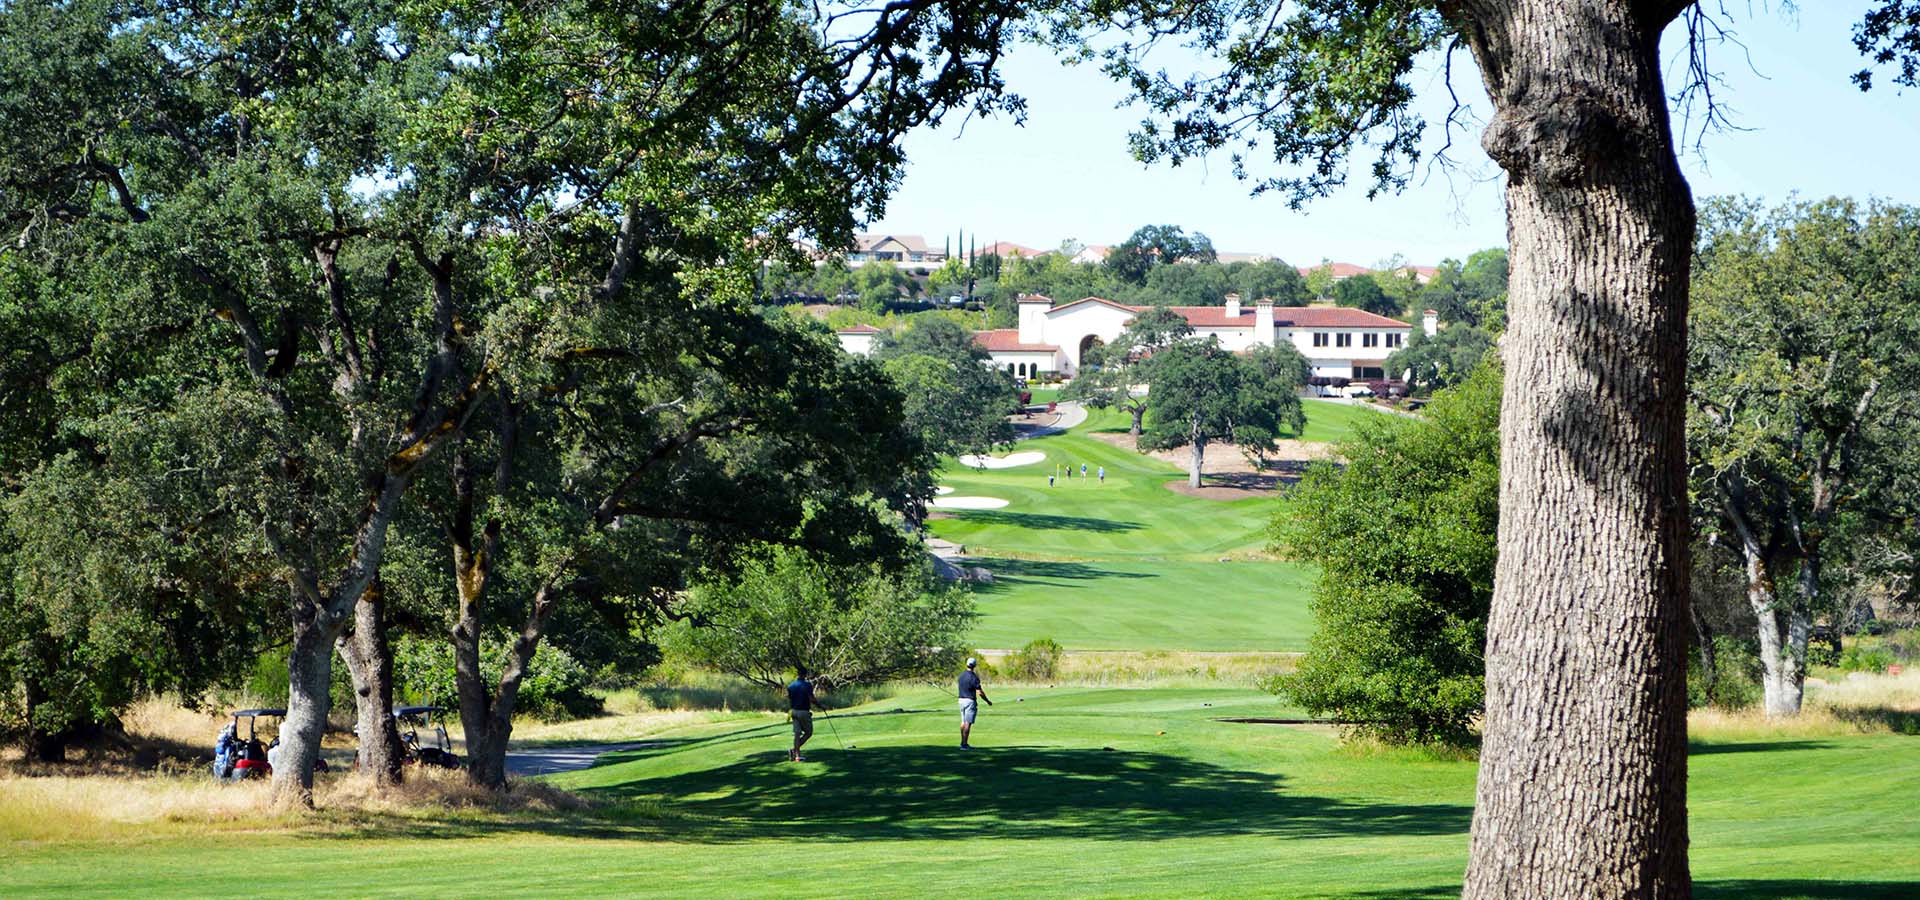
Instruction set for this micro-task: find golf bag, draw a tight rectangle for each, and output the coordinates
[212,724,237,780]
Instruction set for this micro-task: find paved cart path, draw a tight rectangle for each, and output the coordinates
[506,742,663,776]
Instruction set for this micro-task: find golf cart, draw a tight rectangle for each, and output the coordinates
[212,708,278,780]
[212,708,332,781]
[394,706,461,769]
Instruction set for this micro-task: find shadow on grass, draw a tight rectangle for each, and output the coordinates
[1323,882,1920,900]
[967,557,1159,589]
[950,511,1145,534]
[1686,740,1838,756]
[314,741,1470,845]
[1696,880,1920,899]
[570,743,1463,844]
[1829,706,1920,735]
[590,744,1468,841]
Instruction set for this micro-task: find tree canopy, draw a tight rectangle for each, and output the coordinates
[1688,196,1920,718]
[1271,360,1501,747]
[1104,224,1218,284]
[1139,339,1305,488]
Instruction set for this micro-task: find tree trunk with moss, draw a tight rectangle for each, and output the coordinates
[1456,2,1696,896]
[338,581,406,785]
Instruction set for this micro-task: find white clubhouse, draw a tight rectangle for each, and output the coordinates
[839,292,1434,384]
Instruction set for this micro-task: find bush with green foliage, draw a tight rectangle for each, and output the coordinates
[1688,636,1764,710]
[666,545,973,692]
[1839,645,1897,674]
[1003,638,1064,681]
[1269,361,1501,747]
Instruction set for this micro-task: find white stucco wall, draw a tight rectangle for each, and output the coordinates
[988,350,1059,378]
[836,332,876,357]
[1045,302,1137,374]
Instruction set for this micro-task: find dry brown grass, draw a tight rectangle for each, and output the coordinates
[976,649,1300,688]
[0,766,592,843]
[1689,668,1920,740]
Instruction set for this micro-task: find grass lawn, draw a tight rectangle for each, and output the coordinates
[928,404,1349,652]
[1296,398,1392,444]
[1024,386,1064,405]
[6,687,1916,898]
[929,406,1274,560]
[966,558,1317,651]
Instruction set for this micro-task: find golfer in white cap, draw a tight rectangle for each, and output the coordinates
[958,657,992,749]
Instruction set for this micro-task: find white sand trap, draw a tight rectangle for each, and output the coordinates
[931,496,1010,510]
[958,450,1045,469]
[936,486,955,495]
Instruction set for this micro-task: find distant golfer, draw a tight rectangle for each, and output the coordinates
[1097,465,1105,483]
[1080,463,1087,477]
[788,666,822,762]
[1047,474,1055,487]
[958,657,992,749]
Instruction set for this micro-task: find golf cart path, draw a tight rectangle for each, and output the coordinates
[506,741,663,776]
[1019,399,1088,438]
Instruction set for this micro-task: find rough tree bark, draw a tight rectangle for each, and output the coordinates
[337,580,406,785]
[1455,2,1696,896]
[1188,432,1207,489]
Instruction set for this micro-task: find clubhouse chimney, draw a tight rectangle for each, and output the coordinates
[1018,293,1052,345]
[1224,292,1242,319]
[1255,296,1275,346]
[1422,308,1439,337]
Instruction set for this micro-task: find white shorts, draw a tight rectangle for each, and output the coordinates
[958,698,977,725]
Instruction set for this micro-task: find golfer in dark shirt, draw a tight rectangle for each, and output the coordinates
[788,667,821,762]
[958,657,992,749]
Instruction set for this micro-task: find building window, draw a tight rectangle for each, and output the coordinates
[1355,366,1385,380]
[1313,332,1329,347]
[1336,333,1352,348]
[1362,333,1379,348]
[1386,333,1403,349]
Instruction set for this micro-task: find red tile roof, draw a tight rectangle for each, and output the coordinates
[1039,297,1409,330]
[836,324,881,334]
[1168,305,1407,329]
[1298,262,1373,279]
[973,329,1059,352]
[1268,307,1411,329]
[981,241,1044,258]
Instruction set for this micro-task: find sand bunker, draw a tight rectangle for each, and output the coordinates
[931,496,1010,510]
[936,486,955,496]
[957,450,1045,469]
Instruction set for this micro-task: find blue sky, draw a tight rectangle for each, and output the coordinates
[867,4,1920,266]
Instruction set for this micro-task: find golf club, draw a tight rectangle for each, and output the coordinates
[823,712,848,750]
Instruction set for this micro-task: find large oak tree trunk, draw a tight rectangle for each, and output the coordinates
[276,603,338,807]
[455,580,558,790]
[1188,437,1205,489]
[1459,2,1695,896]
[337,581,405,785]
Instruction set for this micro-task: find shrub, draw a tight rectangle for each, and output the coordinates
[392,636,601,721]
[1688,635,1763,710]
[1268,361,1500,748]
[1003,638,1063,681]
[1839,645,1896,674]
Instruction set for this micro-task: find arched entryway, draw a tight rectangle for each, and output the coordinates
[1078,334,1105,366]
